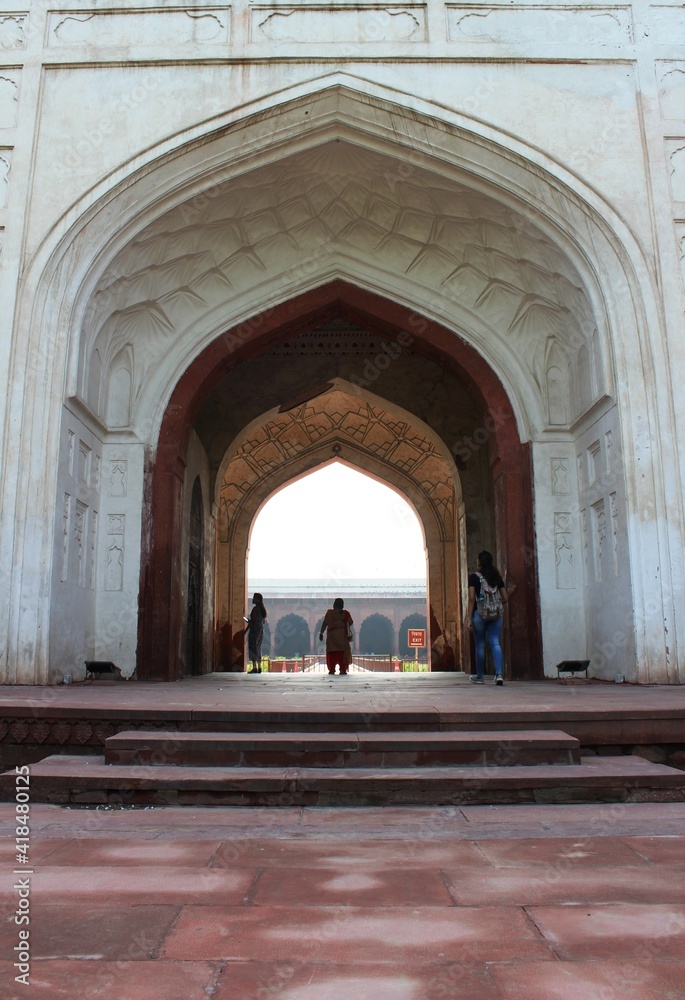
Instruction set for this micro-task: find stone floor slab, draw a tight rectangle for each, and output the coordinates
[211,838,486,869]
[475,836,648,868]
[252,866,455,907]
[529,902,685,959]
[444,864,685,906]
[0,865,255,904]
[161,905,553,963]
[214,959,501,1000]
[619,835,685,863]
[490,959,685,999]
[0,902,179,960]
[0,959,219,1000]
[40,837,222,868]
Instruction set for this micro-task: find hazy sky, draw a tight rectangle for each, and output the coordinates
[247,462,426,580]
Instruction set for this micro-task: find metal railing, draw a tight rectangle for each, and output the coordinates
[256,655,429,673]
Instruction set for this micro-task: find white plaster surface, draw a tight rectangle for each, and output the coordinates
[0,0,683,684]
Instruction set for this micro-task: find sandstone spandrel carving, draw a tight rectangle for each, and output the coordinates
[0,16,26,50]
[221,390,455,530]
[254,8,424,44]
[49,10,229,47]
[447,6,632,44]
[0,74,18,129]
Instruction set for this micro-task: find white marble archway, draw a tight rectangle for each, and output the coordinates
[2,77,680,684]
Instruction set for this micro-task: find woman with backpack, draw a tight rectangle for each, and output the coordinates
[466,551,509,685]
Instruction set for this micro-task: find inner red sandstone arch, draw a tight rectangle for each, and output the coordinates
[138,281,539,681]
[218,389,461,671]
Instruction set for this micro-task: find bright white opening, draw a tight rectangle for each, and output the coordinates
[247,463,426,580]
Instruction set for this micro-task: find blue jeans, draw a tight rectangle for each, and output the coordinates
[472,610,503,677]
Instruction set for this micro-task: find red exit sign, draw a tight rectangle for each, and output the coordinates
[407,629,426,648]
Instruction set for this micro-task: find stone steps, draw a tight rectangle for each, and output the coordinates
[103,728,582,768]
[4,751,685,807]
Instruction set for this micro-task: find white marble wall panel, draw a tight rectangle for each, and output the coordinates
[575,404,634,680]
[0,71,18,129]
[446,6,633,44]
[677,223,685,289]
[667,140,685,202]
[649,5,685,44]
[252,6,426,43]
[0,14,26,50]
[27,63,650,258]
[50,410,102,681]
[0,147,10,209]
[532,441,587,675]
[94,441,145,676]
[657,62,685,121]
[48,8,230,47]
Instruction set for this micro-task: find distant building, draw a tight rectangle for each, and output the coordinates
[248,580,428,657]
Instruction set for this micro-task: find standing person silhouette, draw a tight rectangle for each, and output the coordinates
[319,598,354,676]
[466,551,509,685]
[246,592,267,674]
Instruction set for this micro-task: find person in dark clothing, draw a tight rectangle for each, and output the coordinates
[246,592,267,674]
[319,598,353,676]
[466,551,508,685]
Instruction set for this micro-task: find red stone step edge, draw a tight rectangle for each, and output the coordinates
[103,729,581,768]
[2,754,684,807]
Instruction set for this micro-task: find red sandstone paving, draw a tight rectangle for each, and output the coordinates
[490,959,685,1000]
[211,838,485,868]
[252,866,455,907]
[0,865,255,905]
[529,903,685,960]
[0,959,220,1000]
[474,836,649,868]
[160,904,554,963]
[37,837,222,867]
[213,959,501,1000]
[0,902,179,960]
[444,864,685,906]
[618,835,685,863]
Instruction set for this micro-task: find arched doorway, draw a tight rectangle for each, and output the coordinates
[216,381,462,673]
[140,284,536,680]
[359,614,395,655]
[9,81,675,686]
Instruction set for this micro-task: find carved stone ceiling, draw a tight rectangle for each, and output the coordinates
[87,140,595,411]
